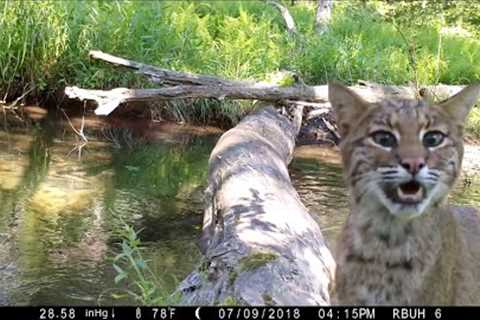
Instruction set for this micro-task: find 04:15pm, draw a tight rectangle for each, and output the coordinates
[318,308,376,320]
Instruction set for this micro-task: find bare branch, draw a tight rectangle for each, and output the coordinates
[89,50,245,86]
[267,0,298,35]
[66,51,468,116]
[65,84,330,115]
[65,81,467,116]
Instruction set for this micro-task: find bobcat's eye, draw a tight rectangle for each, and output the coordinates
[371,130,397,148]
[423,131,446,148]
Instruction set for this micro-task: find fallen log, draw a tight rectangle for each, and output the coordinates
[65,51,467,116]
[176,106,336,305]
[65,81,467,116]
[64,84,328,116]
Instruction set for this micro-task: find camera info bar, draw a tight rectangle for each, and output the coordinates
[1,306,477,320]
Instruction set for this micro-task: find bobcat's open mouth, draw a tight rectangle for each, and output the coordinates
[384,180,425,205]
[395,180,424,204]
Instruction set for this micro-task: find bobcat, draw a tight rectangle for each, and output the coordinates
[329,82,480,305]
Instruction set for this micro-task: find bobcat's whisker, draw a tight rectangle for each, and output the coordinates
[330,81,480,305]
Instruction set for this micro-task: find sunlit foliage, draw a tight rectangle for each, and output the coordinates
[1,0,479,127]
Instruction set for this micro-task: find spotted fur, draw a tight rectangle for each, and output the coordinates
[329,82,480,305]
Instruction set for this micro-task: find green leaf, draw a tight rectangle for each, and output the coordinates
[113,263,124,274]
[121,240,132,255]
[113,253,126,262]
[114,272,127,284]
[111,292,128,299]
[125,165,140,172]
[135,259,146,269]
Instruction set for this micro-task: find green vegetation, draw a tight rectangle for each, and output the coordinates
[466,108,480,139]
[1,0,480,129]
[103,137,210,304]
[220,296,240,306]
[228,269,239,286]
[112,222,180,305]
[262,293,275,305]
[239,252,278,272]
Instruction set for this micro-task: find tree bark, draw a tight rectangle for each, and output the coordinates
[315,0,333,34]
[176,106,336,305]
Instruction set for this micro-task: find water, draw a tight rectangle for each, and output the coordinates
[0,116,479,305]
[0,117,216,305]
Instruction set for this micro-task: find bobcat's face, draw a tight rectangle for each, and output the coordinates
[340,101,461,219]
[329,83,480,219]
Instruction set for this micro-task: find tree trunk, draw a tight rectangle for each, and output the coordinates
[315,0,334,34]
[176,106,336,305]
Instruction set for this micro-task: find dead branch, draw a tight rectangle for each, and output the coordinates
[88,50,247,86]
[65,84,329,115]
[267,0,298,35]
[66,51,468,116]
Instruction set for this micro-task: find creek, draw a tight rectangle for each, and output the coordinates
[0,113,479,305]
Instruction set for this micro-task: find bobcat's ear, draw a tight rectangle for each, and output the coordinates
[328,81,369,137]
[438,84,480,123]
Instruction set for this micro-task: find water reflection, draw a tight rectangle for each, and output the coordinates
[0,120,215,305]
[290,157,349,248]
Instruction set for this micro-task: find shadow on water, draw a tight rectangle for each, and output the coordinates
[1,113,480,305]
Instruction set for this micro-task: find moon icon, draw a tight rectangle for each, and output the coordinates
[195,307,202,320]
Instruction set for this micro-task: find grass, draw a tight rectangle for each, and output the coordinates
[466,106,480,139]
[1,0,480,130]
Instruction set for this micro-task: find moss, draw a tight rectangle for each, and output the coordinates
[198,259,210,281]
[228,270,238,286]
[220,296,239,306]
[239,252,278,272]
[199,259,210,272]
[262,293,275,306]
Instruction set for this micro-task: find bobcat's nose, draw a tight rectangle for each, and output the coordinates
[400,157,426,175]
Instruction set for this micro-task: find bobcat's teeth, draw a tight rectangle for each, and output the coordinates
[397,185,423,203]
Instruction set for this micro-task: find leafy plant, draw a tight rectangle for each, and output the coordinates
[112,222,180,305]
[1,1,480,129]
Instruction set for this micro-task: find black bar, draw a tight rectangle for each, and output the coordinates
[0,306,478,320]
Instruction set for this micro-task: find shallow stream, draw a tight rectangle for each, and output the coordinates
[0,114,479,305]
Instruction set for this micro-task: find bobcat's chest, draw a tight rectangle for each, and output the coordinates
[334,213,447,305]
